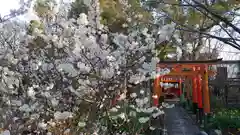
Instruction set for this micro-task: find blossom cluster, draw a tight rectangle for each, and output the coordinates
[101,89,169,134]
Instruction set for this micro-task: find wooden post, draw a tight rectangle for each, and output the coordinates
[179,78,182,95]
[197,67,203,109]
[185,77,191,110]
[181,77,186,107]
[203,65,210,129]
[203,65,210,113]
[186,78,191,100]
[192,67,198,103]
[196,67,203,125]
[192,67,198,114]
[179,78,185,106]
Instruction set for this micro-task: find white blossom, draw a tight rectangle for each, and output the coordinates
[46,132,52,135]
[118,113,126,119]
[19,104,31,113]
[38,121,47,130]
[51,98,59,107]
[27,87,36,97]
[130,93,137,98]
[78,122,86,127]
[117,93,126,101]
[162,103,175,108]
[138,117,149,123]
[129,111,136,117]
[46,83,54,90]
[150,126,155,130]
[140,90,145,94]
[54,111,73,120]
[0,130,10,135]
[109,107,118,112]
[152,110,164,118]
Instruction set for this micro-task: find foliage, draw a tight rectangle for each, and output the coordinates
[33,0,57,18]
[69,0,152,33]
[210,95,225,110]
[209,109,240,130]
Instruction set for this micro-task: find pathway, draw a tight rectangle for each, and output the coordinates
[164,102,200,135]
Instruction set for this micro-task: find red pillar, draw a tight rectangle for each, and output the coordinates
[197,67,203,108]
[179,78,182,96]
[192,67,198,103]
[203,65,210,113]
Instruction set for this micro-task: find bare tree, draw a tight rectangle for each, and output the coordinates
[142,0,240,61]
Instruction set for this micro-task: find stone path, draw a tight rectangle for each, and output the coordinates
[164,102,200,135]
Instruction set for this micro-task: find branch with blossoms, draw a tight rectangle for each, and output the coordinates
[0,1,176,134]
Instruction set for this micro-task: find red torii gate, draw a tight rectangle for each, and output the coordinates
[153,59,221,126]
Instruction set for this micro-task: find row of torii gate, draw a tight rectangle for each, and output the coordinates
[152,59,239,127]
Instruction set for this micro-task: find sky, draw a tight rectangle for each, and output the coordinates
[0,0,35,21]
[219,46,240,60]
[0,0,20,16]
[0,0,239,61]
